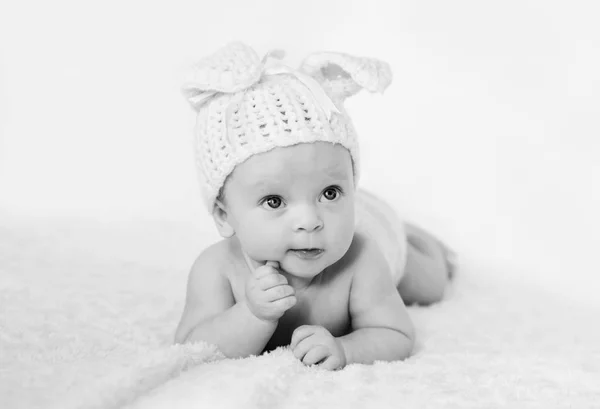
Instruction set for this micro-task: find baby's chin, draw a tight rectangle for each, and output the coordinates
[279,250,342,278]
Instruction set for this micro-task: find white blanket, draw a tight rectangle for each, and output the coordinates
[1,216,599,409]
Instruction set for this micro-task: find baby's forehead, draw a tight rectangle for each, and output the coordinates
[230,142,353,186]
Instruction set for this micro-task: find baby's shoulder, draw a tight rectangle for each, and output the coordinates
[352,229,389,259]
[190,239,240,280]
[332,230,397,297]
[335,231,389,278]
[337,232,397,310]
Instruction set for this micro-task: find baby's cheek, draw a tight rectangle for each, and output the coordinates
[240,219,285,258]
[330,212,355,252]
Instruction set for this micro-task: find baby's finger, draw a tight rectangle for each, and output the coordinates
[302,345,330,366]
[265,261,280,269]
[258,273,288,290]
[290,325,318,350]
[265,284,295,301]
[270,295,297,311]
[292,332,318,360]
[319,355,342,371]
[253,264,278,279]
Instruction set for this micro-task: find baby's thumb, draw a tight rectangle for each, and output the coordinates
[265,261,280,270]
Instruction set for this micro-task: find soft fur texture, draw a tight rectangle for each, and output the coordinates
[1,216,599,409]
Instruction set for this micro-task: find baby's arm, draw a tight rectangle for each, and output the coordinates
[340,237,415,364]
[174,244,278,357]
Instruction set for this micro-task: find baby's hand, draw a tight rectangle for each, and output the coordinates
[245,261,297,323]
[290,325,347,370]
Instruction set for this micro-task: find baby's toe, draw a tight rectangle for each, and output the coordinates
[438,242,458,280]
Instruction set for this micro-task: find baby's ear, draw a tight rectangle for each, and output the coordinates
[299,51,393,105]
[212,200,235,238]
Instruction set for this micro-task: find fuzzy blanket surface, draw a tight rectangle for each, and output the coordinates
[1,216,599,409]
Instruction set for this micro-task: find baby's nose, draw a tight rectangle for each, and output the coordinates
[293,205,323,232]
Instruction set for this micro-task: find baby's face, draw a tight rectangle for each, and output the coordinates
[220,142,356,278]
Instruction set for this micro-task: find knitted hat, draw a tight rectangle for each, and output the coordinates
[182,42,392,212]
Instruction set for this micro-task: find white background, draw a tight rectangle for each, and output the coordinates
[1,0,599,306]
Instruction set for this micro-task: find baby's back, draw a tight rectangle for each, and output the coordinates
[355,189,408,284]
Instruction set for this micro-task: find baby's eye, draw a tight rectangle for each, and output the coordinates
[261,196,284,209]
[320,186,342,202]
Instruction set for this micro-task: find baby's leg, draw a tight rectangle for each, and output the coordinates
[397,222,454,305]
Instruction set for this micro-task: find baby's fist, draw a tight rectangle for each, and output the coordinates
[245,261,296,323]
[290,325,347,370]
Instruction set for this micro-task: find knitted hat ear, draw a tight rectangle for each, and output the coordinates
[182,42,285,112]
[299,51,393,104]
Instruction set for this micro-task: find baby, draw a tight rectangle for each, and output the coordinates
[174,42,454,370]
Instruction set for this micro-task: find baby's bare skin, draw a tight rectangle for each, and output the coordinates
[231,232,355,353]
[175,226,415,367]
[174,142,450,369]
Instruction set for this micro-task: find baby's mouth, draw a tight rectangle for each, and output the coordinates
[289,248,325,259]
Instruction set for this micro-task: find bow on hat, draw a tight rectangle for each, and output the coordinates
[182,41,393,120]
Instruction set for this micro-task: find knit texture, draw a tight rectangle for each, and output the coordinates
[182,42,392,211]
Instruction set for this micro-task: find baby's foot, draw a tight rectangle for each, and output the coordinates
[438,241,458,280]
